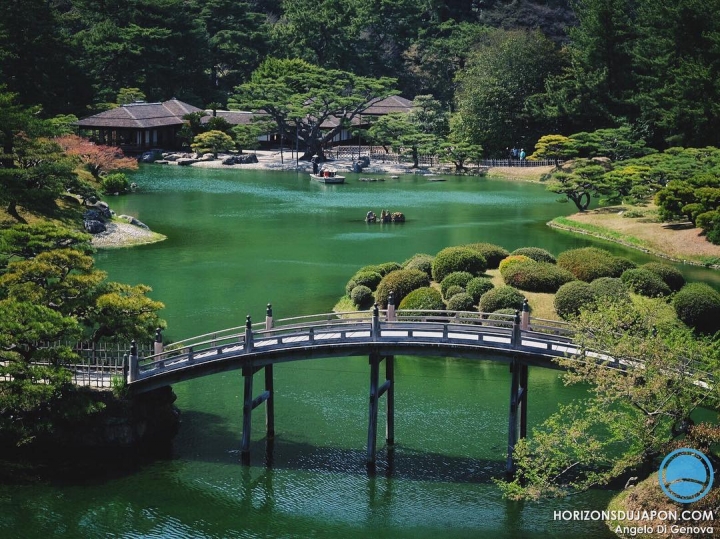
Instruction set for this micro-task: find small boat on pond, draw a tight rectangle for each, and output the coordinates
[310,169,345,184]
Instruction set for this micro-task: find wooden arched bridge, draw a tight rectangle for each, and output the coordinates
[126,299,585,474]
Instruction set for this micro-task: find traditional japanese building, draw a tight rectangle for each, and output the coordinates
[76,99,202,153]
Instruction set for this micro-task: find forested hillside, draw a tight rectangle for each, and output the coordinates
[1,0,719,153]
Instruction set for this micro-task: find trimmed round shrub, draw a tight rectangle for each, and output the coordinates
[501,260,575,293]
[499,255,532,274]
[402,253,434,278]
[446,292,475,312]
[478,286,525,314]
[487,308,518,321]
[375,269,430,307]
[440,271,474,298]
[510,247,556,264]
[367,261,402,276]
[557,247,636,282]
[444,285,465,299]
[466,277,495,304]
[431,247,487,282]
[398,287,444,311]
[642,262,685,292]
[465,242,510,269]
[102,172,130,194]
[620,268,671,297]
[672,283,720,334]
[554,281,596,319]
[350,285,373,308]
[589,277,630,302]
[345,270,382,294]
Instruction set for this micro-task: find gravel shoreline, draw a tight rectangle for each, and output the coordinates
[91,222,166,249]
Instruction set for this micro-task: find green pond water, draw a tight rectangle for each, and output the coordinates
[2,165,718,538]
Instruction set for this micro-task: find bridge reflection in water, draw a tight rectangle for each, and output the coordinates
[128,297,580,475]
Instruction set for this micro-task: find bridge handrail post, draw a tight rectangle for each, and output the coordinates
[154,327,164,356]
[386,292,396,322]
[521,299,529,331]
[512,311,521,349]
[128,340,138,383]
[244,315,254,352]
[372,303,380,340]
[265,303,274,330]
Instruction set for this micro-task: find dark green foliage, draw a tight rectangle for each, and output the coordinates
[444,285,465,300]
[487,308,517,321]
[510,247,557,264]
[501,259,575,293]
[466,277,495,304]
[446,292,475,312]
[464,242,509,269]
[398,287,444,311]
[641,263,685,292]
[370,262,403,277]
[589,277,630,302]
[345,270,382,295]
[375,269,430,308]
[478,286,525,314]
[554,281,596,319]
[431,246,487,283]
[557,247,636,282]
[440,271,473,298]
[350,285,373,308]
[402,253,434,277]
[620,268,671,297]
[672,283,720,334]
[101,173,130,194]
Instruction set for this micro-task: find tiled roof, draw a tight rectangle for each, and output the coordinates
[201,110,262,126]
[362,95,413,115]
[77,99,202,129]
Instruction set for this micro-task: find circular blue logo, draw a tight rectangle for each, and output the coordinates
[658,448,714,503]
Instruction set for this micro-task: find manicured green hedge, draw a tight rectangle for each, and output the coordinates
[372,262,402,276]
[398,287,445,311]
[620,268,671,297]
[440,271,474,298]
[466,277,494,304]
[672,283,720,334]
[501,259,575,293]
[431,247,487,282]
[478,286,525,314]
[641,262,685,292]
[554,281,596,319]
[589,277,630,302]
[464,242,509,269]
[499,255,532,274]
[350,285,373,308]
[375,268,431,307]
[444,285,465,300]
[446,292,475,311]
[345,270,382,294]
[487,308,518,321]
[510,247,557,264]
[402,253,434,278]
[557,247,636,282]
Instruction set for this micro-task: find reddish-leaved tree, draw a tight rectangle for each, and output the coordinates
[55,135,138,178]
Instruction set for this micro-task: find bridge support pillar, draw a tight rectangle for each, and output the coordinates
[367,353,394,466]
[240,364,275,465]
[506,359,529,478]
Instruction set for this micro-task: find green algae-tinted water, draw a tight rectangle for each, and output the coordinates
[3,165,715,538]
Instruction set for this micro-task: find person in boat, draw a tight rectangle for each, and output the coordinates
[311,154,319,174]
[366,211,376,222]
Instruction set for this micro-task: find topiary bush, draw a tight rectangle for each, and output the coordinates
[589,277,630,302]
[402,253,434,278]
[464,243,510,269]
[478,286,525,314]
[557,247,636,282]
[369,262,402,276]
[499,255,532,274]
[440,271,474,298]
[554,281,596,319]
[487,308,518,321]
[641,262,685,292]
[446,292,475,312]
[620,268,671,297]
[350,285,373,308]
[501,259,575,293]
[101,172,130,194]
[375,268,430,307]
[672,283,720,334]
[431,247,487,282]
[510,247,557,264]
[466,277,494,304]
[398,287,445,311]
[345,270,382,294]
[444,285,465,299]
